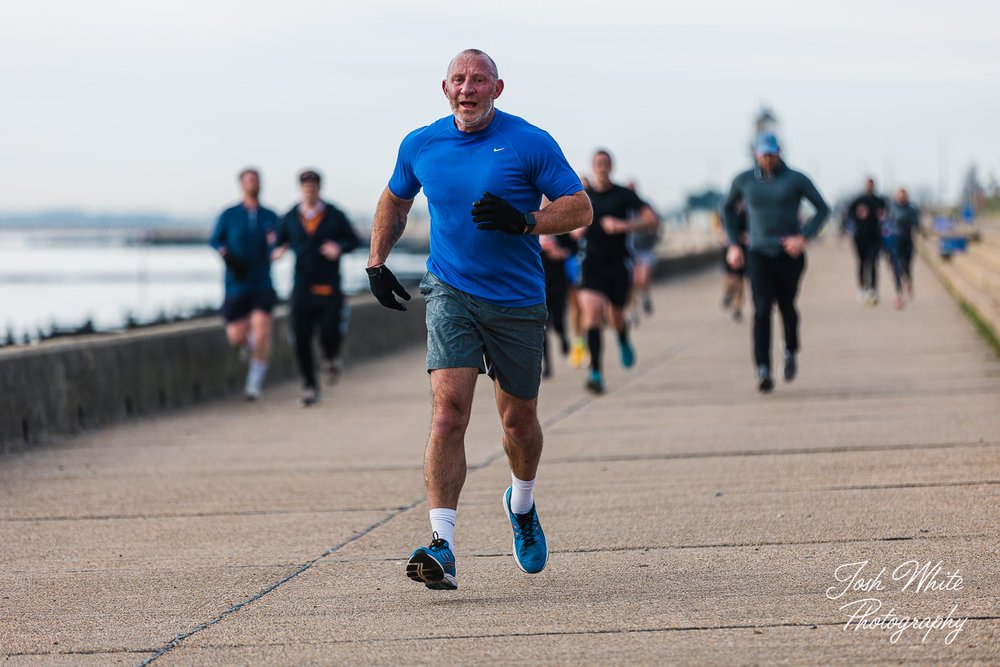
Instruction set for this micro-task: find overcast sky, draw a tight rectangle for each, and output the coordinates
[2,0,997,221]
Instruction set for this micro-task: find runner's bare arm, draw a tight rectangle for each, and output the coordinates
[636,205,660,232]
[602,205,659,234]
[530,191,592,236]
[369,187,414,267]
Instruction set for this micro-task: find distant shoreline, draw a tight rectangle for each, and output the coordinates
[0,225,430,252]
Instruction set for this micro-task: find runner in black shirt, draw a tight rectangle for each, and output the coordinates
[847,178,887,305]
[577,149,659,394]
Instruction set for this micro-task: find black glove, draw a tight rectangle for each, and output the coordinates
[366,264,411,311]
[223,253,249,281]
[471,192,532,235]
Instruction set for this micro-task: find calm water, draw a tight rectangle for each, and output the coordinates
[0,230,427,340]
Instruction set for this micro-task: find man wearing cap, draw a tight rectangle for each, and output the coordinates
[272,169,361,406]
[724,133,830,393]
[366,49,592,590]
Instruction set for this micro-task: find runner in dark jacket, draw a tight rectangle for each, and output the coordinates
[273,170,361,405]
[847,178,888,305]
[724,132,830,393]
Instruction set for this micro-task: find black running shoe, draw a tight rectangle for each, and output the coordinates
[783,350,797,382]
[756,365,774,393]
[300,386,318,407]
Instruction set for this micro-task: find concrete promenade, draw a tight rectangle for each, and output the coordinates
[2,240,998,665]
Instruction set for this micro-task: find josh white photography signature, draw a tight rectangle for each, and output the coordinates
[826,560,969,645]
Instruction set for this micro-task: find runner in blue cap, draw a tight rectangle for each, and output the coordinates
[724,133,830,392]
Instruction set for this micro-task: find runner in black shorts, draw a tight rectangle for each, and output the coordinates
[577,149,659,394]
[209,168,279,400]
[714,197,748,321]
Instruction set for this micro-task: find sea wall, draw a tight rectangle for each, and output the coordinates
[0,248,717,454]
[0,296,429,454]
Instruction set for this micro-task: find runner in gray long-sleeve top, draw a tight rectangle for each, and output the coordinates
[724,132,830,393]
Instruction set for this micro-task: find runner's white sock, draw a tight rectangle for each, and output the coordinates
[246,360,268,390]
[428,508,456,548]
[509,474,536,515]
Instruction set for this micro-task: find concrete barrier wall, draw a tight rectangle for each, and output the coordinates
[0,295,428,454]
[0,249,717,454]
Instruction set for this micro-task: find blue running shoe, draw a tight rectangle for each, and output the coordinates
[503,486,548,574]
[619,339,635,368]
[585,370,604,395]
[406,532,457,590]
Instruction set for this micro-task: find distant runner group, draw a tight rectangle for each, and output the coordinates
[210,168,359,406]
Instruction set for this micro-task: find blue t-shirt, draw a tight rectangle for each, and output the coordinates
[209,203,277,295]
[388,109,583,307]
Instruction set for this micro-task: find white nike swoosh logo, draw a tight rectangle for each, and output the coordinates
[493,147,505,152]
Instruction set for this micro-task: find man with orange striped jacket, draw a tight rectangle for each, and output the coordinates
[273,169,361,406]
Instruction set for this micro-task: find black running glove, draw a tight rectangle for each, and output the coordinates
[366,264,411,311]
[223,253,249,281]
[471,192,533,236]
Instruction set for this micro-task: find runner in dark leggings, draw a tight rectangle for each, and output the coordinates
[724,133,830,393]
[847,178,888,306]
[272,170,361,406]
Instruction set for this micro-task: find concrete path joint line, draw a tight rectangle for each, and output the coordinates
[136,497,424,666]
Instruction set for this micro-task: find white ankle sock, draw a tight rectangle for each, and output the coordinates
[246,360,268,389]
[509,474,536,515]
[428,508,456,547]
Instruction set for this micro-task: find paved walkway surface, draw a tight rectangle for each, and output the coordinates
[2,240,998,666]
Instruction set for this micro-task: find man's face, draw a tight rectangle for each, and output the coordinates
[895,188,908,205]
[755,153,780,172]
[865,179,875,195]
[300,181,320,201]
[592,153,612,181]
[442,54,503,132]
[241,172,260,198]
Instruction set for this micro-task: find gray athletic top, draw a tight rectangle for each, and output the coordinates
[724,161,830,256]
[889,202,920,243]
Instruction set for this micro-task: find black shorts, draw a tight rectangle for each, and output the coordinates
[581,257,631,308]
[221,288,277,323]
